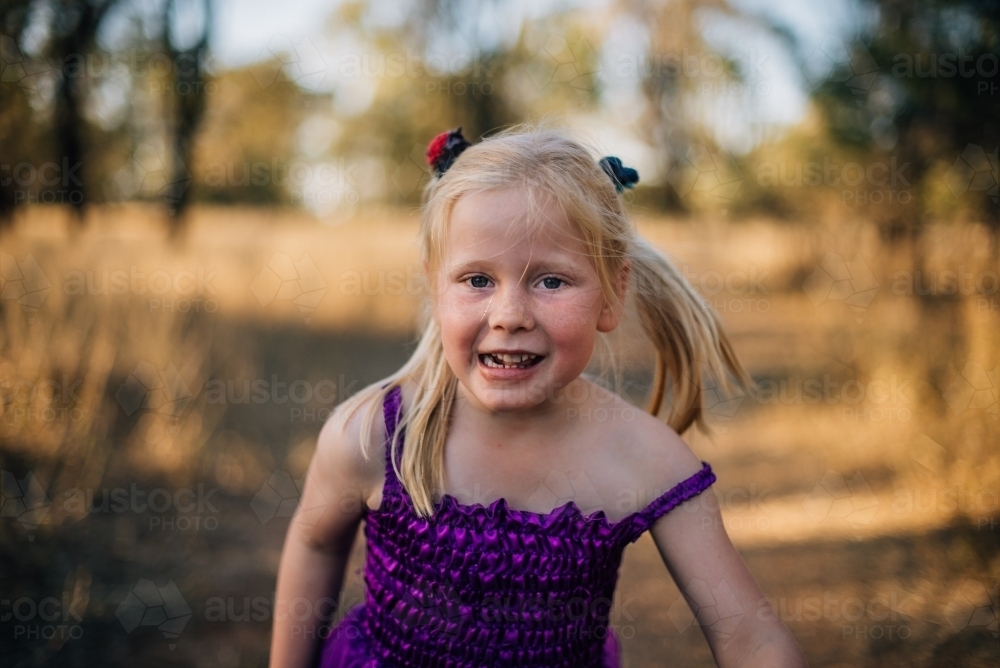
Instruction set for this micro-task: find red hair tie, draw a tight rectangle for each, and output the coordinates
[426,127,472,177]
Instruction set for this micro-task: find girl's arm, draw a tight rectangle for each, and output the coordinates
[649,480,808,667]
[269,398,383,668]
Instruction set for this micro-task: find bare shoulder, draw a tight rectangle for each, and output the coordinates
[587,382,704,502]
[312,381,389,493]
[294,382,392,549]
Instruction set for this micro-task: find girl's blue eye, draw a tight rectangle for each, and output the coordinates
[469,275,489,288]
[541,277,563,289]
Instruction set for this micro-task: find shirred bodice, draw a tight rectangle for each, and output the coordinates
[319,385,716,668]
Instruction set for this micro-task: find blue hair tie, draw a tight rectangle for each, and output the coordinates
[599,156,639,193]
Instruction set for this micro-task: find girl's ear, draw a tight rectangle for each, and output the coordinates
[597,260,631,333]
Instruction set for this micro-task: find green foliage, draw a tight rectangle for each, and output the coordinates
[748,0,1000,229]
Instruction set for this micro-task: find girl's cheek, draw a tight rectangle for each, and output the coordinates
[438,300,484,331]
[437,300,482,349]
[544,300,600,360]
[543,293,601,329]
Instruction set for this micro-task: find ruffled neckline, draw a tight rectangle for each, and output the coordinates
[378,461,715,543]
[435,489,632,531]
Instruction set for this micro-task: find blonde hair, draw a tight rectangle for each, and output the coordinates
[337,124,751,516]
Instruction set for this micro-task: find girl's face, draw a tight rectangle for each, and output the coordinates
[434,187,626,414]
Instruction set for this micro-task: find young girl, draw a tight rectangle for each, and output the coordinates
[270,126,807,668]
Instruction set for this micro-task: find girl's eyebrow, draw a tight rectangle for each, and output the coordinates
[446,259,492,274]
[446,257,579,276]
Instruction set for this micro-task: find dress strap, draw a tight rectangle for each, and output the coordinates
[627,462,716,543]
[381,385,404,493]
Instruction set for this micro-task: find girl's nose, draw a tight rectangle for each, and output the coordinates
[487,285,534,331]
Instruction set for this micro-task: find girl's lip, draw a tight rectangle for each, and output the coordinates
[476,353,545,381]
[478,349,542,356]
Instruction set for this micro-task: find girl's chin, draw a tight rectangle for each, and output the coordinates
[465,382,550,413]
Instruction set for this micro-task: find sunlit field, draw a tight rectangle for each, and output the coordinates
[1,204,996,667]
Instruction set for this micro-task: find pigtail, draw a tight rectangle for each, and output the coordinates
[393,320,457,516]
[629,235,752,434]
[346,316,457,519]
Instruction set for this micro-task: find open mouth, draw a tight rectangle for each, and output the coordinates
[478,352,544,369]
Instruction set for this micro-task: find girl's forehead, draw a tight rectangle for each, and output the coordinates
[446,188,582,247]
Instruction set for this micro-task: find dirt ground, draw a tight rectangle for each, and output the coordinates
[1,208,997,666]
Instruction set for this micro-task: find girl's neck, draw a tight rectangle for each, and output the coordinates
[451,376,593,446]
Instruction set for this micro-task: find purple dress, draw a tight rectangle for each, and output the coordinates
[318,386,716,668]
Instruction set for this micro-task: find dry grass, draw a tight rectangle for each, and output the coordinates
[1,204,997,667]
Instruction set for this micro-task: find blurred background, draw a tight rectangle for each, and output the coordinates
[0,0,998,666]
